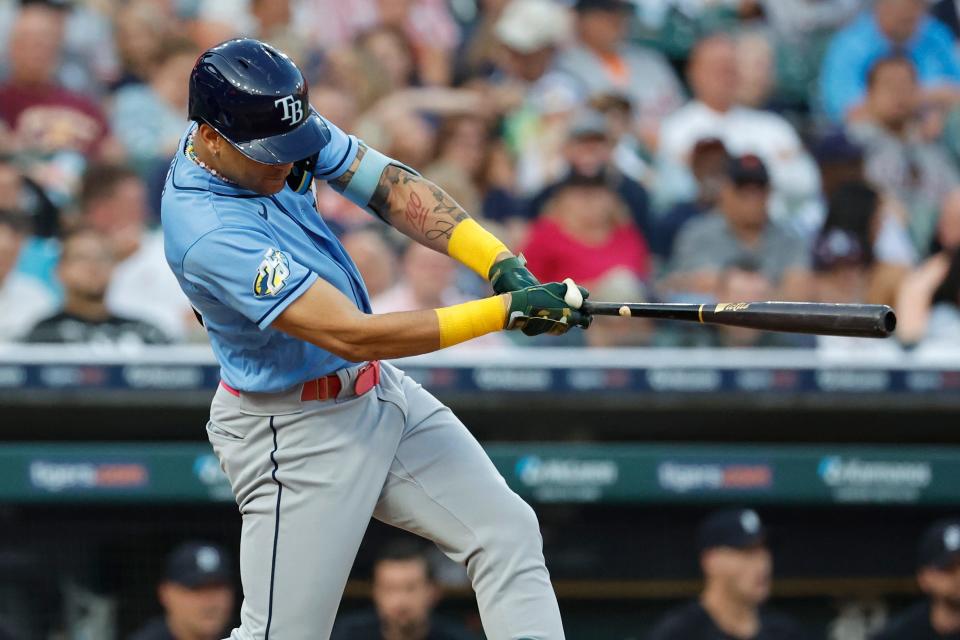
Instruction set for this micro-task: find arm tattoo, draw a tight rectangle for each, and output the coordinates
[368,161,473,244]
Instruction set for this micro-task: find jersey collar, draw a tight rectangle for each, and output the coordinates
[171,124,264,198]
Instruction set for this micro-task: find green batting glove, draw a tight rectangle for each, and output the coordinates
[507,281,592,336]
[489,255,540,294]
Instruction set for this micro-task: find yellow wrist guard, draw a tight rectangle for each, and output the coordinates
[435,296,507,348]
[447,218,510,280]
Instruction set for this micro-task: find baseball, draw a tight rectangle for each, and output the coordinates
[563,278,583,308]
[619,305,631,317]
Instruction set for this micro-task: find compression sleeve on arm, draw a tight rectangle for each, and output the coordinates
[447,218,510,280]
[339,145,420,222]
[435,296,507,348]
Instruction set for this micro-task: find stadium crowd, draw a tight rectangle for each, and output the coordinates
[2,0,960,352]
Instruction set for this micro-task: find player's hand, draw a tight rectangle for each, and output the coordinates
[506,279,591,336]
[489,255,540,294]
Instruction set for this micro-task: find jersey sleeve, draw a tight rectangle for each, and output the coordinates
[181,226,318,330]
[312,115,360,182]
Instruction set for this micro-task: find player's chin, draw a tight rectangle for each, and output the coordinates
[255,175,289,195]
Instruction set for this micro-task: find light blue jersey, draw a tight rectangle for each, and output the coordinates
[161,119,367,392]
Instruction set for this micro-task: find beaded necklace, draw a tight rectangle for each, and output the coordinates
[185,130,235,184]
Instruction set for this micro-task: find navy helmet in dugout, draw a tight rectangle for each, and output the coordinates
[188,38,327,191]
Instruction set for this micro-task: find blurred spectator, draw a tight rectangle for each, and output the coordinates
[665,154,812,301]
[526,109,652,241]
[331,539,475,640]
[295,0,460,86]
[820,180,912,306]
[932,0,960,39]
[932,189,960,255]
[0,154,58,238]
[714,259,809,348]
[248,0,313,65]
[760,0,863,45]
[820,0,960,123]
[812,131,916,276]
[372,242,469,313]
[111,0,176,89]
[584,270,653,347]
[341,228,399,300]
[733,30,776,111]
[424,114,514,221]
[554,0,685,152]
[0,3,104,149]
[847,55,960,254]
[492,0,578,197]
[896,247,960,349]
[646,508,806,640]
[814,131,869,202]
[490,0,572,87]
[652,138,729,261]
[872,518,960,639]
[0,3,111,201]
[371,240,509,350]
[79,164,195,341]
[588,92,648,184]
[111,38,198,179]
[0,210,54,341]
[128,541,235,640]
[26,227,168,346]
[657,34,821,223]
[521,174,651,288]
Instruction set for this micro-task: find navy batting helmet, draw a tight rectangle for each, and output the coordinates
[188,38,330,168]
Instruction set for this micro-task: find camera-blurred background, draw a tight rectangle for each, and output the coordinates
[2,0,960,638]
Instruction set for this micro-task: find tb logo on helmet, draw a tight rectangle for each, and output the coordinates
[274,95,304,126]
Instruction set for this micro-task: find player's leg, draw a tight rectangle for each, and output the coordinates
[372,363,565,640]
[206,384,405,640]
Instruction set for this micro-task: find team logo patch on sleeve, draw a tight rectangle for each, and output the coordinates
[253,248,291,297]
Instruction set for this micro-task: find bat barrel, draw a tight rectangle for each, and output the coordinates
[581,301,897,338]
[701,302,896,338]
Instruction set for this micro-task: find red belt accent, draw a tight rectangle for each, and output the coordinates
[220,361,381,401]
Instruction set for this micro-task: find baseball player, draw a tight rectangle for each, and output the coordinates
[645,509,806,640]
[161,38,589,640]
[872,518,960,639]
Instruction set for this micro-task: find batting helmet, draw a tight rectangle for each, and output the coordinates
[188,38,330,167]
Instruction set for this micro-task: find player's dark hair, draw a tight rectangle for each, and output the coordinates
[374,539,435,581]
[79,164,140,212]
[867,53,916,88]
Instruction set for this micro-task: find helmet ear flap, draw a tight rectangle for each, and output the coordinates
[286,152,319,193]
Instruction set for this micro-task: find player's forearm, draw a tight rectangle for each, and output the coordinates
[330,143,512,279]
[369,164,507,258]
[274,279,510,361]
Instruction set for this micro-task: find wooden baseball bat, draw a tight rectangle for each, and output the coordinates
[579,301,897,338]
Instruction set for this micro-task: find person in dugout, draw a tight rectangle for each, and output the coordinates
[645,508,807,640]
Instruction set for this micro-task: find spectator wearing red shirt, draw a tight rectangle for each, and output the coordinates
[521,173,650,288]
[0,4,109,160]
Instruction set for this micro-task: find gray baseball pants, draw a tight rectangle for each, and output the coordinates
[205,361,564,640]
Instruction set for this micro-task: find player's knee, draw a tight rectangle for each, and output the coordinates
[489,493,544,554]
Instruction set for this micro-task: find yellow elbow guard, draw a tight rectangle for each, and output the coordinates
[435,296,507,348]
[447,218,510,280]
